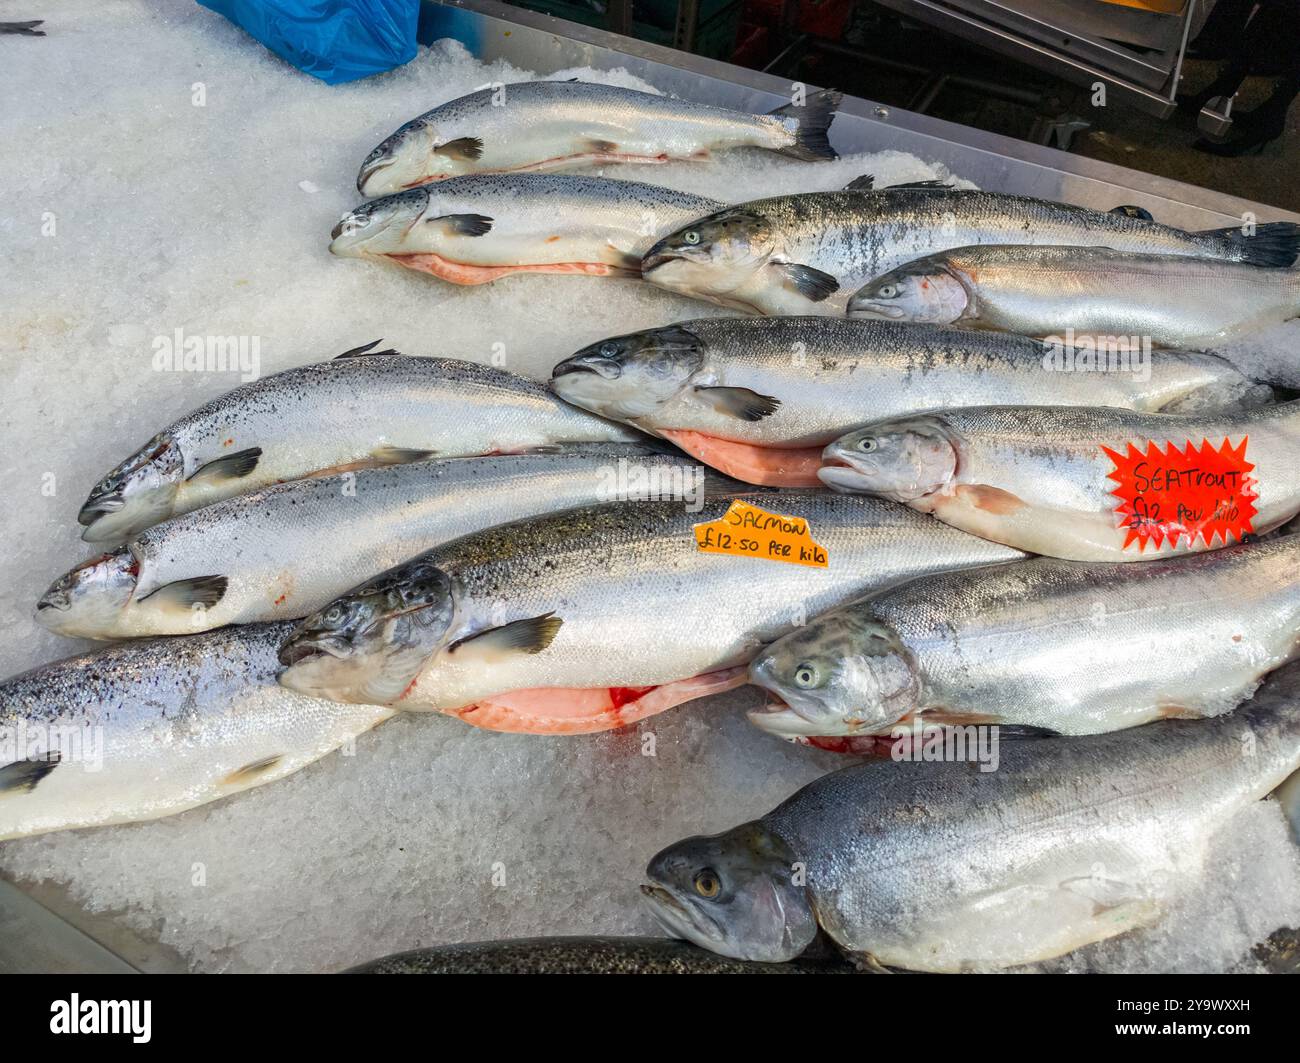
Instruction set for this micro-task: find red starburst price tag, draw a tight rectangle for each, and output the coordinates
[1102,437,1256,551]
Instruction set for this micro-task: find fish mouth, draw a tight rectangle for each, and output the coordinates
[550,356,621,381]
[35,593,68,613]
[639,884,723,947]
[747,699,857,738]
[847,301,904,320]
[277,634,352,668]
[356,156,395,196]
[77,497,124,527]
[816,456,875,493]
[640,249,691,276]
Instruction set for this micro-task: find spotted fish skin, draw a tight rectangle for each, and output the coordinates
[40,447,721,639]
[330,174,723,278]
[77,354,640,543]
[346,936,852,974]
[756,663,1300,971]
[0,623,394,841]
[355,80,840,195]
[277,493,1026,724]
[641,186,1300,316]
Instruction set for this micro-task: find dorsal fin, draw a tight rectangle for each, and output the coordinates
[336,339,401,359]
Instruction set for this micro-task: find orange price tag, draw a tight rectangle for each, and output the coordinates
[1102,437,1256,551]
[694,499,828,568]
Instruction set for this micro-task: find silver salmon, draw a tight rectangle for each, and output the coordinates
[0,623,394,841]
[331,174,721,285]
[550,317,1266,487]
[43,446,720,640]
[76,347,639,543]
[849,244,1300,348]
[276,495,1025,734]
[643,661,1300,970]
[748,536,1300,739]
[820,400,1300,561]
[356,80,840,196]
[640,182,1300,316]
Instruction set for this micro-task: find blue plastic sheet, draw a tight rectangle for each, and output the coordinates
[199,0,419,84]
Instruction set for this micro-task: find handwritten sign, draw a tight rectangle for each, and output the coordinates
[1102,437,1256,551]
[694,499,828,568]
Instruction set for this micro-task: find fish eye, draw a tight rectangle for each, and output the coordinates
[682,230,701,246]
[794,662,819,688]
[693,869,721,898]
[877,284,898,298]
[599,342,619,358]
[99,478,116,493]
[322,605,345,625]
[857,438,877,453]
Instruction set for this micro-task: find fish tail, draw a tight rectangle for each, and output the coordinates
[1197,220,1300,267]
[770,88,842,162]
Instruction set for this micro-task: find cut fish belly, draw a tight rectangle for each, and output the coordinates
[447,666,749,734]
[387,253,635,285]
[658,429,824,487]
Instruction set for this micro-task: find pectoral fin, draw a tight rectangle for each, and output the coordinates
[428,214,494,237]
[438,137,484,161]
[189,448,262,484]
[693,386,781,422]
[0,754,59,795]
[139,575,228,613]
[372,446,437,466]
[447,612,563,661]
[777,263,839,302]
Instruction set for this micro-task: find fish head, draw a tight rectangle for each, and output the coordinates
[642,822,817,962]
[641,209,777,309]
[747,616,918,737]
[330,190,430,258]
[356,119,481,196]
[550,325,705,421]
[847,257,968,323]
[278,560,455,705]
[819,416,957,502]
[79,433,184,542]
[34,548,139,638]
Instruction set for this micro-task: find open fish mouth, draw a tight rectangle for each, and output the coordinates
[277,636,352,668]
[816,457,874,492]
[746,698,836,738]
[76,497,125,526]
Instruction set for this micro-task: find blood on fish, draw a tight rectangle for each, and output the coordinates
[388,253,632,285]
[446,667,748,735]
[658,429,824,488]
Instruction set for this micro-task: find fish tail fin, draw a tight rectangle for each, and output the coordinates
[1197,220,1300,267]
[770,88,842,161]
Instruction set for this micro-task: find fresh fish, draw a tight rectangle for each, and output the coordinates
[42,446,720,640]
[640,181,1300,316]
[550,317,1266,488]
[346,936,852,974]
[0,623,394,841]
[76,346,640,543]
[820,400,1300,561]
[330,174,721,286]
[276,495,1025,733]
[643,661,1300,970]
[356,80,841,196]
[849,244,1300,348]
[748,535,1300,740]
